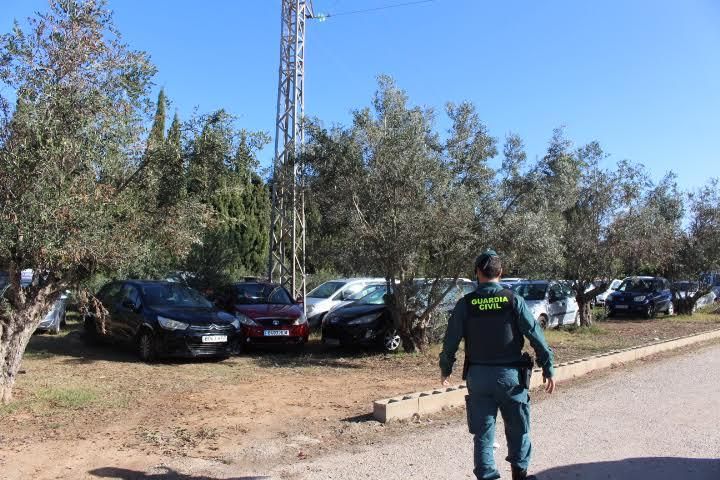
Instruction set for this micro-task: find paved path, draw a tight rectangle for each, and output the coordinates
[274,343,720,479]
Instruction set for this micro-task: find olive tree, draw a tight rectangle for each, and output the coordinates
[670,180,720,314]
[0,1,205,403]
[303,77,478,352]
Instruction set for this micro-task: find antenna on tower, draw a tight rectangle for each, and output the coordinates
[268,0,313,303]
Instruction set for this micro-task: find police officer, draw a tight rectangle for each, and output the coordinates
[439,250,555,480]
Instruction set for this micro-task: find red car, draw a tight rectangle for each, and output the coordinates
[215,282,309,351]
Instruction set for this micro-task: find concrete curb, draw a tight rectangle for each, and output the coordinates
[373,328,720,423]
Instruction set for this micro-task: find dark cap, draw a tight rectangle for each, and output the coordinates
[474,249,499,271]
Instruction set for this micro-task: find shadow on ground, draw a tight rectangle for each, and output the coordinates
[536,457,720,479]
[89,466,268,480]
[25,320,389,367]
[247,343,386,370]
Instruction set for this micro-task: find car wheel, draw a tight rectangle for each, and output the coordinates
[230,338,243,355]
[49,319,61,335]
[83,316,100,343]
[538,315,549,329]
[383,329,402,353]
[137,330,157,362]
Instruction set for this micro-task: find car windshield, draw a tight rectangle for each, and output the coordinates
[347,284,384,301]
[307,281,346,299]
[357,286,388,305]
[234,284,293,305]
[141,283,213,308]
[512,283,549,301]
[610,279,622,290]
[617,278,654,293]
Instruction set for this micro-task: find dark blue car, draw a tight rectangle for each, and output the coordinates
[605,276,674,318]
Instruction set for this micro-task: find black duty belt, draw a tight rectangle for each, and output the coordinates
[462,353,535,388]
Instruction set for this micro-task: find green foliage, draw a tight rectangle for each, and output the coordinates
[182,112,271,287]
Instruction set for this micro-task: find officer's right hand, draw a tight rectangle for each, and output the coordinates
[543,376,556,394]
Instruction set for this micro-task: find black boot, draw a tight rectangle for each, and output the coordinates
[511,465,537,480]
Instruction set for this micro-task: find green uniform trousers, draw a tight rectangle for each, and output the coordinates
[465,365,532,480]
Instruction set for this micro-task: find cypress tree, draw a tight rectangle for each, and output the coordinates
[157,112,186,207]
[148,89,167,152]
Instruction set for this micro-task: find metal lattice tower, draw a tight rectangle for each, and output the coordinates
[269,0,313,300]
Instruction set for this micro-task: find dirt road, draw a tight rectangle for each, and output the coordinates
[273,342,720,480]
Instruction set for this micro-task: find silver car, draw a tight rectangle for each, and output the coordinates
[305,278,386,328]
[36,292,69,334]
[512,281,580,328]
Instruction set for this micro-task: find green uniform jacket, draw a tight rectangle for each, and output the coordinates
[439,282,555,379]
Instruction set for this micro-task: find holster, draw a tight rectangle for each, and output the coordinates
[518,352,534,390]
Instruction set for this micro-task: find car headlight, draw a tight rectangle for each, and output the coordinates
[347,313,381,326]
[633,296,647,302]
[294,313,307,325]
[157,316,189,331]
[235,312,258,326]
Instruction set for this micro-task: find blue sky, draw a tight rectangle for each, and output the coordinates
[2,0,719,190]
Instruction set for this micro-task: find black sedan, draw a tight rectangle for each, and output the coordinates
[321,287,401,352]
[84,280,239,361]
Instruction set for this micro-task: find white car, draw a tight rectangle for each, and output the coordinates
[305,278,386,328]
[512,280,580,328]
[595,279,622,306]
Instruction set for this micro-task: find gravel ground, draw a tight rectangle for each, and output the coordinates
[274,343,720,480]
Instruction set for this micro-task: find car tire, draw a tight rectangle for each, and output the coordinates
[538,315,549,329]
[382,329,402,353]
[83,316,100,344]
[49,319,61,335]
[230,338,244,355]
[137,330,157,363]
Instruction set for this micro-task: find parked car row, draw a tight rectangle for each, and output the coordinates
[5,267,718,363]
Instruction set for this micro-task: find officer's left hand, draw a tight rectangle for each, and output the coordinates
[441,376,450,387]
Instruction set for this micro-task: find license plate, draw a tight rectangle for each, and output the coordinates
[264,330,290,337]
[615,305,628,309]
[201,335,228,343]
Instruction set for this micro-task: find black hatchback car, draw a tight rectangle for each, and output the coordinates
[84,280,239,361]
[321,286,400,352]
[321,280,475,352]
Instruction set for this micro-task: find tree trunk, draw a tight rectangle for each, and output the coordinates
[0,311,41,404]
[1,283,55,404]
[398,311,419,353]
[578,298,593,327]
